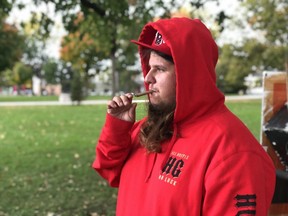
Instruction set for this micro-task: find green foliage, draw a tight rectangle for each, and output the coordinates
[50,62,75,94]
[243,0,288,45]
[13,62,33,84]
[21,20,49,78]
[70,70,84,104]
[29,0,228,96]
[58,0,151,95]
[42,59,60,84]
[60,15,106,76]
[119,70,141,92]
[4,0,285,96]
[4,62,33,90]
[0,21,25,73]
[215,0,287,94]
[217,36,287,94]
[242,39,286,71]
[217,44,249,93]
[0,69,13,86]
[0,0,12,19]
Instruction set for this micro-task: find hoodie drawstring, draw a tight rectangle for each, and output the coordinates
[145,124,179,182]
[161,123,178,171]
[145,152,157,182]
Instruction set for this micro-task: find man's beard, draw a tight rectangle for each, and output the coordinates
[147,100,176,121]
[139,100,176,153]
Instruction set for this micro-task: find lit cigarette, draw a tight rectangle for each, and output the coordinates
[132,90,155,97]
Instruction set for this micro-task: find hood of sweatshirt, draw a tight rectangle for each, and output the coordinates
[132,17,225,124]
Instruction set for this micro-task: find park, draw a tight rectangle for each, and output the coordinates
[0,0,287,215]
[0,97,262,215]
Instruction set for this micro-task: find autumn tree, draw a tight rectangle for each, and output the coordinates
[26,0,229,96]
[60,12,106,95]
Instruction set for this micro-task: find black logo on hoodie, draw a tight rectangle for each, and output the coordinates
[158,156,185,186]
[162,156,184,177]
[235,194,256,215]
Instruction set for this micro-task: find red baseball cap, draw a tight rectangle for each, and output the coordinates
[131,31,171,56]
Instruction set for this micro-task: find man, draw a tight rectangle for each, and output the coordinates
[93,17,275,215]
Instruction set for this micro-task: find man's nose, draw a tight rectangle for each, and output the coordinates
[144,69,155,84]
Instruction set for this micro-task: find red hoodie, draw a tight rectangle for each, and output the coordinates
[93,18,275,215]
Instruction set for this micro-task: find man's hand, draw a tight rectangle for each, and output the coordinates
[107,93,137,122]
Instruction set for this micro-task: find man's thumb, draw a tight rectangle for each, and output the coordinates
[129,103,137,121]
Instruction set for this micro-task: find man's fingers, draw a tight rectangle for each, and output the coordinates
[107,100,118,109]
[120,95,132,106]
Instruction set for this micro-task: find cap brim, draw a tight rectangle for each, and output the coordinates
[130,40,156,51]
[131,39,172,56]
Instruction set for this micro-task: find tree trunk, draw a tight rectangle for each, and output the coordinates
[111,52,117,96]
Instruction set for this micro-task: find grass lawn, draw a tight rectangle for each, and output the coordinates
[0,100,262,215]
[226,100,262,140]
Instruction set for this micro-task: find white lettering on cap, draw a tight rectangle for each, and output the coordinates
[154,32,165,46]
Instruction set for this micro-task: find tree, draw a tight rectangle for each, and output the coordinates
[21,16,49,79]
[0,21,25,73]
[217,38,286,94]
[59,12,107,95]
[70,70,84,105]
[42,58,60,85]
[216,0,287,94]
[27,0,229,96]
[9,62,33,94]
[217,44,251,93]
[243,0,288,46]
[0,0,12,19]
[59,62,73,94]
[243,0,287,70]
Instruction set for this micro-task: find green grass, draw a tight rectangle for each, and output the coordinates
[0,100,261,215]
[0,95,59,101]
[226,100,262,140]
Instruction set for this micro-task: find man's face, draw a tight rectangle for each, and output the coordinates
[144,52,176,110]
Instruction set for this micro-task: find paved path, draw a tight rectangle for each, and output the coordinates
[0,95,262,107]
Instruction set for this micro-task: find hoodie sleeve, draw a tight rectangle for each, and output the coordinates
[92,114,134,187]
[202,151,275,215]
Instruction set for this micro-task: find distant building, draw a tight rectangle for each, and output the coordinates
[32,76,42,96]
[32,75,61,96]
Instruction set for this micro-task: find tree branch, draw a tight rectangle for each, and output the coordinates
[80,0,105,17]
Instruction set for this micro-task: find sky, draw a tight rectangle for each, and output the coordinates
[7,0,67,59]
[7,0,257,59]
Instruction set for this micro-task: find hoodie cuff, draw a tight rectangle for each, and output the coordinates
[104,114,134,136]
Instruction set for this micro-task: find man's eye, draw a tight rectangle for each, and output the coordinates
[157,67,165,72]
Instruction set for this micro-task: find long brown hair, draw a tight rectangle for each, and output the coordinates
[139,49,175,153]
[139,103,175,153]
